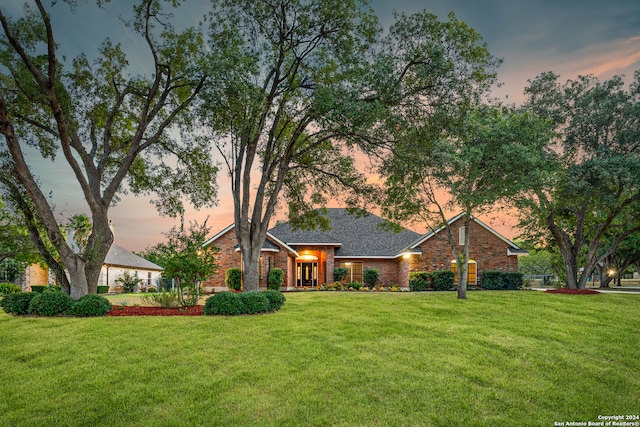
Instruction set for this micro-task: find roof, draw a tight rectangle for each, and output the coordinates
[104,244,163,271]
[202,223,299,256]
[268,208,422,258]
[408,212,526,255]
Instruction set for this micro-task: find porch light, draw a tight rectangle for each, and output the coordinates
[403,252,412,259]
[608,269,616,277]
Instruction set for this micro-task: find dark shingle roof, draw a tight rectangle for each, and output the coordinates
[268,208,421,257]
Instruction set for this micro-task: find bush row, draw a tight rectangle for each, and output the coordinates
[480,271,523,290]
[408,270,455,291]
[204,290,285,316]
[0,292,112,317]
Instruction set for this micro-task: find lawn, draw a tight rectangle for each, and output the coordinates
[0,291,638,427]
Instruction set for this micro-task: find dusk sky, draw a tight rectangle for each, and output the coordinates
[2,0,640,251]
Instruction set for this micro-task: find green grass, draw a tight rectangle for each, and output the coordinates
[1,291,638,426]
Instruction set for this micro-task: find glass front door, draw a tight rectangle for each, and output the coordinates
[298,262,317,287]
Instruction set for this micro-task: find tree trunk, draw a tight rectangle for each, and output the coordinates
[64,254,88,300]
[457,216,471,300]
[242,247,261,292]
[562,261,580,289]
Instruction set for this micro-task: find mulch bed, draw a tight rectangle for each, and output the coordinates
[545,288,600,295]
[106,305,204,316]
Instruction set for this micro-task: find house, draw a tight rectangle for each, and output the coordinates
[99,243,164,292]
[201,208,526,291]
[21,243,163,292]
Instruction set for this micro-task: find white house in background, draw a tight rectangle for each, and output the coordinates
[20,244,163,292]
[99,243,163,292]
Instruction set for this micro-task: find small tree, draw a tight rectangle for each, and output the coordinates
[139,220,218,307]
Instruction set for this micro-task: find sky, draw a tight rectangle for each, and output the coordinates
[2,0,640,251]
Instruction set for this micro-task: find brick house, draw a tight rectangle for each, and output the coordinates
[201,208,526,291]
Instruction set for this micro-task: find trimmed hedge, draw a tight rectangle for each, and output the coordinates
[28,292,75,316]
[409,271,431,291]
[204,290,286,316]
[268,268,284,290]
[264,290,286,311]
[480,271,523,290]
[97,285,110,294]
[238,292,270,314]
[204,291,244,315]
[432,270,455,291]
[30,285,47,293]
[70,294,113,317]
[225,268,242,291]
[0,292,37,315]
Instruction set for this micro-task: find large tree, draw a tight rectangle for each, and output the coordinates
[199,0,501,292]
[0,1,216,298]
[518,71,640,289]
[381,105,553,298]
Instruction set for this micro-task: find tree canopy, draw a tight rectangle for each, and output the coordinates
[517,71,640,289]
[197,0,502,292]
[380,104,553,298]
[0,0,217,298]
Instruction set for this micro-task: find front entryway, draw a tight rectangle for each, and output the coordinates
[296,254,319,287]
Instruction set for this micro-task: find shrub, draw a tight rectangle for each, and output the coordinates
[0,283,22,295]
[70,294,112,317]
[147,286,158,293]
[31,285,47,293]
[28,292,74,316]
[263,290,286,311]
[142,291,181,308]
[205,291,245,315]
[480,271,523,290]
[409,271,431,291]
[504,272,523,290]
[432,270,454,291]
[225,268,242,291]
[363,269,379,289]
[115,271,142,293]
[0,292,37,315]
[238,292,270,314]
[97,285,109,294]
[268,268,284,290]
[480,270,504,290]
[347,282,363,290]
[333,267,348,282]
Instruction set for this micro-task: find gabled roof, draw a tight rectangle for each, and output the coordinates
[203,223,299,256]
[409,212,525,255]
[268,208,421,258]
[104,244,163,271]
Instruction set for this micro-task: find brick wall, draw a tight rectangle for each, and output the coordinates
[201,227,297,291]
[202,227,242,290]
[412,217,518,276]
[335,258,401,286]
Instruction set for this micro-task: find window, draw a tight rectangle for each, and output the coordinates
[458,226,466,246]
[342,261,363,283]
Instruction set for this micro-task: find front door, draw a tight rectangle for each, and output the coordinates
[300,262,315,287]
